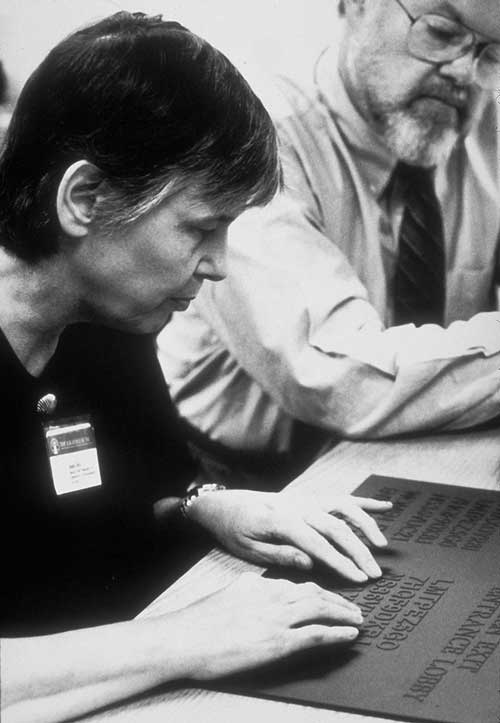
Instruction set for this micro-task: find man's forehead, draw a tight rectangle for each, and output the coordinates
[406,0,500,41]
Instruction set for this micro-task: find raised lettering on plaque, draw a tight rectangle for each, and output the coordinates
[221,476,500,723]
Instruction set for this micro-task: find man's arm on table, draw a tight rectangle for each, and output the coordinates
[166,195,500,443]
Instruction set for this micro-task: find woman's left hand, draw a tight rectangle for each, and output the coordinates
[186,489,392,583]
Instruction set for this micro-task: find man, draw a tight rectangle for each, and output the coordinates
[158,0,500,475]
[0,13,391,723]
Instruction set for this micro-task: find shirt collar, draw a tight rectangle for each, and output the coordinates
[314,40,399,199]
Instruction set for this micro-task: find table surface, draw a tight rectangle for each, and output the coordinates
[82,428,500,723]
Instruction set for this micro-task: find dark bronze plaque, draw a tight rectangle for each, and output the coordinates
[224,476,500,723]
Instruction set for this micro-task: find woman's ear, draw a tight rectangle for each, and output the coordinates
[56,161,104,238]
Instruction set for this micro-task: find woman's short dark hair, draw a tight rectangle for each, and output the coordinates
[0,12,281,261]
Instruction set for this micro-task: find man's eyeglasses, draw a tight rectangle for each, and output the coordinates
[394,0,500,89]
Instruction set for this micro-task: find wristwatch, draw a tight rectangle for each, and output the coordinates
[180,482,227,519]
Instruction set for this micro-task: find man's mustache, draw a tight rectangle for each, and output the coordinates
[413,81,471,110]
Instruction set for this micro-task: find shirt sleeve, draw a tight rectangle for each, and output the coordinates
[198,187,500,440]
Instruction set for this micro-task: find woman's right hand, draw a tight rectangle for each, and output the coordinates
[2,573,362,723]
[161,572,362,680]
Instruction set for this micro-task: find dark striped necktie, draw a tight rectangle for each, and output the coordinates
[392,162,445,326]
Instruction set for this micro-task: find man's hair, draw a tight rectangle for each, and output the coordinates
[0,12,281,261]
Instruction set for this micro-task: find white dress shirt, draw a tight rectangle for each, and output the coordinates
[158,46,500,453]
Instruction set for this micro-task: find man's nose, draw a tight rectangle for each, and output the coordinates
[438,47,477,86]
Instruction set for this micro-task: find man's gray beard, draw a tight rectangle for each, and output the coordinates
[382,109,459,167]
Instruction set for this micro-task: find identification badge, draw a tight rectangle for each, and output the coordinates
[43,416,102,495]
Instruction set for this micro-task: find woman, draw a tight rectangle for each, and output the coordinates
[0,12,390,722]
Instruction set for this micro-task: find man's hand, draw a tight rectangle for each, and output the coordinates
[163,572,363,680]
[186,489,392,582]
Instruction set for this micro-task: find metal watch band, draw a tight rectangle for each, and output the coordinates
[180,482,227,519]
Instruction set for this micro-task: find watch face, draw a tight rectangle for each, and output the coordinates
[180,483,226,519]
[197,483,227,495]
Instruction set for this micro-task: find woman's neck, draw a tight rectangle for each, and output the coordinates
[0,249,75,376]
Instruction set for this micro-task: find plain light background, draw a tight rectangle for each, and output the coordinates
[0,0,342,101]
